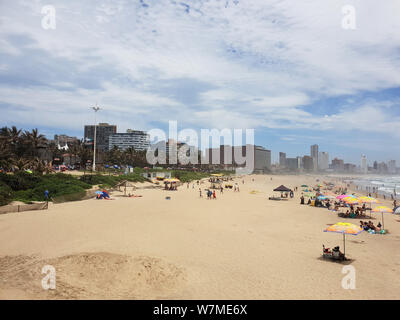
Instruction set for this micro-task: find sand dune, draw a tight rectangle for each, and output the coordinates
[0,174,399,299]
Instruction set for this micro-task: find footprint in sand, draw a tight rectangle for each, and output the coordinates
[0,252,186,299]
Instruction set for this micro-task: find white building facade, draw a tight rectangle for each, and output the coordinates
[108,130,150,151]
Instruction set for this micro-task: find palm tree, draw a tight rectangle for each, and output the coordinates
[31,158,52,175]
[106,146,123,166]
[0,139,13,170]
[22,128,47,158]
[12,158,32,171]
[75,140,92,171]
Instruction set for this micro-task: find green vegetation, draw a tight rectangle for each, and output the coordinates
[0,169,233,205]
[0,182,12,206]
[171,171,211,183]
[0,172,92,203]
[171,170,233,183]
[0,171,149,204]
[79,172,147,188]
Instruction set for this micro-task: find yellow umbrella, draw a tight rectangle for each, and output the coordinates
[324,222,364,257]
[164,178,180,183]
[371,206,393,230]
[345,198,360,204]
[211,173,224,177]
[359,196,379,203]
[358,196,380,218]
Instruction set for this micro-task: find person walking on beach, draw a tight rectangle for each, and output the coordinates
[220,186,223,194]
[213,190,216,199]
[199,188,202,198]
[44,190,49,202]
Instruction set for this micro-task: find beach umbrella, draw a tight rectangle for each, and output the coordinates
[336,195,349,200]
[317,195,328,201]
[358,196,380,204]
[394,207,400,215]
[95,191,102,194]
[358,196,380,217]
[301,185,308,187]
[324,222,364,257]
[344,198,360,205]
[371,206,393,230]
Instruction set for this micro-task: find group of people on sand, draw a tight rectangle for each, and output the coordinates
[360,220,382,233]
[198,188,217,199]
[165,183,178,191]
[342,204,368,217]
[206,189,216,200]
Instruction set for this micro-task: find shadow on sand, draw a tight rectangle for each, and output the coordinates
[317,256,355,265]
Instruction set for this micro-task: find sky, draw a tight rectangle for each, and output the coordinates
[0,0,400,164]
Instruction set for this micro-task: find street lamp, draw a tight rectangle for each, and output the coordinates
[92,105,101,172]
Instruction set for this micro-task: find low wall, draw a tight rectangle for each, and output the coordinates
[0,202,48,215]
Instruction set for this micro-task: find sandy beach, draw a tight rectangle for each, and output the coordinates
[0,174,399,300]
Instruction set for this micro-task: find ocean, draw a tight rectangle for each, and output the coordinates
[350,176,400,200]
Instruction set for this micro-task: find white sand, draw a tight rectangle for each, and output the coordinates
[0,174,399,299]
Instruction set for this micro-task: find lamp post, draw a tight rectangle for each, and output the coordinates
[92,106,101,172]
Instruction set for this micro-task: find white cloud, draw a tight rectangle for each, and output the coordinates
[0,0,399,154]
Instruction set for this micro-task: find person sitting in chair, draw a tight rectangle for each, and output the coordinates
[332,246,344,258]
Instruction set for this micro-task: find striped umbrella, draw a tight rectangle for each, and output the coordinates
[345,198,360,205]
[371,206,393,230]
[324,222,364,257]
[336,194,355,200]
[358,196,380,217]
[359,196,380,204]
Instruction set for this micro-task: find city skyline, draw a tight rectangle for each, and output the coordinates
[50,126,398,171]
[1,1,400,164]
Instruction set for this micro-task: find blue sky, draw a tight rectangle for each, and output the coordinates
[1,0,400,164]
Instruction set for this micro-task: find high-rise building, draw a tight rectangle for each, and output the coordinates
[54,134,79,147]
[303,155,314,171]
[254,146,272,172]
[286,158,301,171]
[318,152,329,171]
[388,160,396,174]
[344,163,357,173]
[279,152,287,168]
[310,144,319,171]
[205,145,269,173]
[377,162,388,174]
[360,155,368,174]
[84,123,117,151]
[108,130,150,151]
[332,158,345,172]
